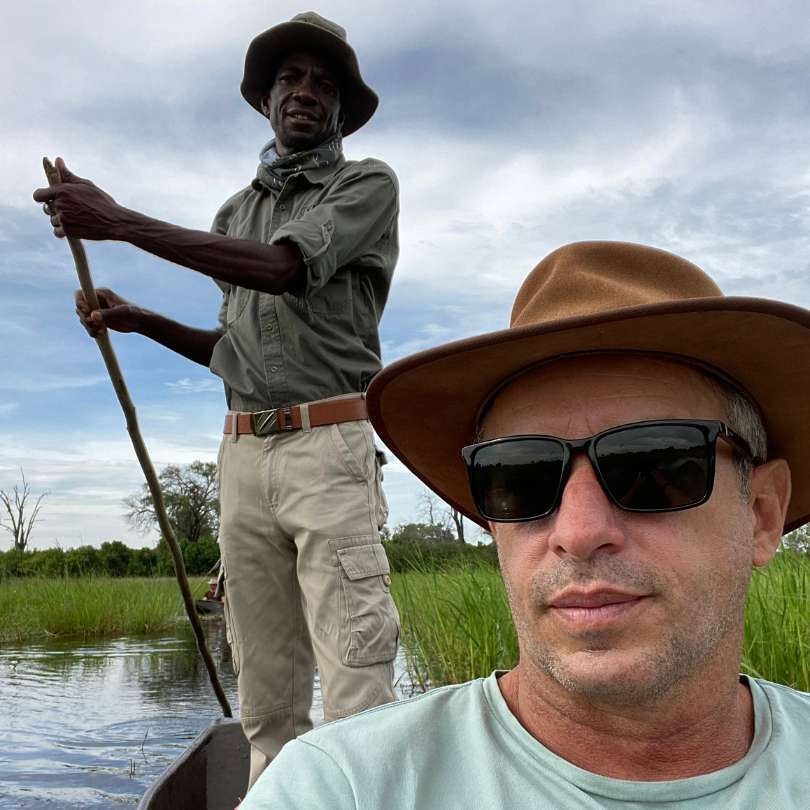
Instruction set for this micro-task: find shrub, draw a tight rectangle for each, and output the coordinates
[64,545,102,576]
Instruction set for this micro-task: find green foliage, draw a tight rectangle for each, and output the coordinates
[383,538,498,573]
[0,536,218,579]
[127,546,159,577]
[782,526,810,554]
[155,534,220,576]
[0,548,38,577]
[64,545,102,576]
[33,547,68,578]
[389,522,457,545]
[98,541,131,577]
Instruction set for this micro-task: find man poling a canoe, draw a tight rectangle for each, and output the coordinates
[34,10,401,793]
[240,241,810,808]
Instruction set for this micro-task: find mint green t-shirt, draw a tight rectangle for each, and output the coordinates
[241,674,810,809]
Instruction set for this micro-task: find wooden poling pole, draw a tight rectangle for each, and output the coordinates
[42,157,233,718]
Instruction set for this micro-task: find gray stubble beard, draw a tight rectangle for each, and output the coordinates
[500,541,751,707]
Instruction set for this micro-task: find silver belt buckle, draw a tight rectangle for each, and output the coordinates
[251,407,294,435]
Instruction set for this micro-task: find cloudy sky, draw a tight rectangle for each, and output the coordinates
[2,0,808,549]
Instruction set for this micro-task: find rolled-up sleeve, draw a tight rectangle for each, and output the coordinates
[210,192,245,331]
[270,162,399,296]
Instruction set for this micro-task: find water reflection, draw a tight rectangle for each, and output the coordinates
[0,619,412,808]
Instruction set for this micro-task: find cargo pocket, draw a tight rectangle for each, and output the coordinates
[336,541,400,667]
[221,565,240,675]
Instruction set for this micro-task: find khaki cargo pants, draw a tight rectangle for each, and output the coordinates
[217,415,400,789]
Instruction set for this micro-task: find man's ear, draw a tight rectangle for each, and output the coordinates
[260,94,271,118]
[750,458,791,567]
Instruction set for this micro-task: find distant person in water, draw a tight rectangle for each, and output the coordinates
[202,579,220,602]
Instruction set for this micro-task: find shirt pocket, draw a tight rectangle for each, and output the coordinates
[334,540,400,667]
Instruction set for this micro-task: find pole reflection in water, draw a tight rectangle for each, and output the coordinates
[0,618,411,809]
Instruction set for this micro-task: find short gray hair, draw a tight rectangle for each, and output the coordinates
[704,373,768,499]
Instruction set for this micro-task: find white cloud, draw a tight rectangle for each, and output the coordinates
[3,0,809,550]
[0,373,108,393]
[165,377,223,394]
[0,424,222,549]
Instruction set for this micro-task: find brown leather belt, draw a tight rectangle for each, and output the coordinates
[223,395,367,436]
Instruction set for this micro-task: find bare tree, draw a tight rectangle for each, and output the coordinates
[449,507,466,544]
[418,489,465,544]
[0,469,47,551]
[418,490,448,529]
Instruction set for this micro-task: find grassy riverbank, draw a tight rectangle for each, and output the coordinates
[3,555,808,692]
[0,577,206,642]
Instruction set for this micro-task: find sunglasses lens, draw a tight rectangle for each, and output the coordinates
[470,438,565,520]
[595,424,711,511]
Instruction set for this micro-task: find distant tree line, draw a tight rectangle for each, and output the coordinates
[383,538,498,572]
[0,534,495,578]
[783,526,810,554]
[0,536,220,579]
[3,458,809,579]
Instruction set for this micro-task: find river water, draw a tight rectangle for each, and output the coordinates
[0,618,413,808]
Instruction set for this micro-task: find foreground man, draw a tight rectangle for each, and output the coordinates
[242,241,810,807]
[35,12,400,788]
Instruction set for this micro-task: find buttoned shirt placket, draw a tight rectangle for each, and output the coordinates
[259,175,300,408]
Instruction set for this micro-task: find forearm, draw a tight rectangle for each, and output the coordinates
[115,209,305,294]
[137,310,223,367]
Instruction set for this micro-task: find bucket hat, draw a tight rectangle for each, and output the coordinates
[241,11,378,136]
[367,241,810,533]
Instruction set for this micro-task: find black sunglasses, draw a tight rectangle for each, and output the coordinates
[462,420,754,523]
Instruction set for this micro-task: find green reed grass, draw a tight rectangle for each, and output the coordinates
[393,551,810,691]
[4,554,808,691]
[743,551,810,691]
[0,577,208,642]
[391,561,518,689]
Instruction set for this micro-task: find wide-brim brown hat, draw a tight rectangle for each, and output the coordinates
[367,241,810,534]
[241,11,378,137]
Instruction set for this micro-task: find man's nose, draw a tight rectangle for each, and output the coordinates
[291,75,317,102]
[546,456,626,560]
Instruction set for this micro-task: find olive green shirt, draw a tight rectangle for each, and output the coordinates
[208,153,399,411]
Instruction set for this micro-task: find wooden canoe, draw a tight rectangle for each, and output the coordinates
[137,719,249,810]
[196,598,225,615]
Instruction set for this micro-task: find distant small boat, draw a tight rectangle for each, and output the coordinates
[195,598,225,615]
[137,719,249,810]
